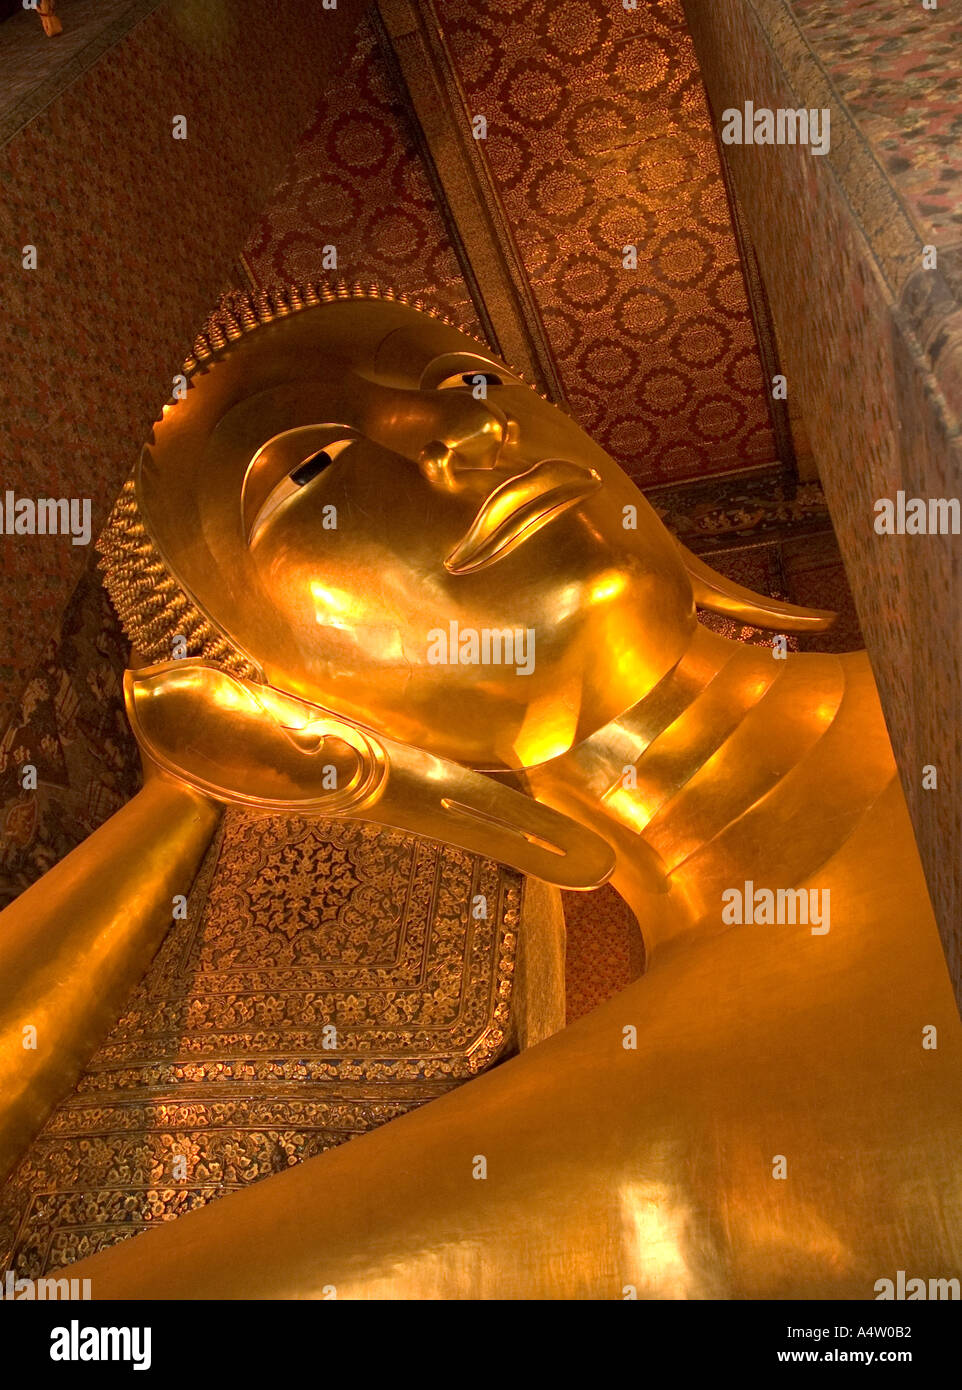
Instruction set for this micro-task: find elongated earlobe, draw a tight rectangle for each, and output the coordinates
[677,541,836,633]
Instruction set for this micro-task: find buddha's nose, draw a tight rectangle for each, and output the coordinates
[417,392,516,490]
[358,382,513,488]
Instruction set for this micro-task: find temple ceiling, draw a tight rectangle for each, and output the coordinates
[438,0,778,483]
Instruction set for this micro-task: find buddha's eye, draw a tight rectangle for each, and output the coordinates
[245,433,354,544]
[419,355,524,393]
[436,371,505,391]
[290,449,337,486]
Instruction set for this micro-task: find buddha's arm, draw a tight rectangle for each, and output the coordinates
[0,773,219,1183]
[57,778,962,1299]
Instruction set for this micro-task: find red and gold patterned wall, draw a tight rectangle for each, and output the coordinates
[683,0,962,995]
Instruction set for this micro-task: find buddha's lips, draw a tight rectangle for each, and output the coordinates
[444,459,601,574]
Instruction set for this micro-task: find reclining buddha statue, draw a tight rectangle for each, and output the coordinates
[1,283,960,1299]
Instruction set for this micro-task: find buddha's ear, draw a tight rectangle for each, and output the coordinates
[677,541,836,633]
[125,662,618,891]
[124,662,382,811]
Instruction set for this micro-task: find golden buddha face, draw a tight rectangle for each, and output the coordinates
[130,292,697,770]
